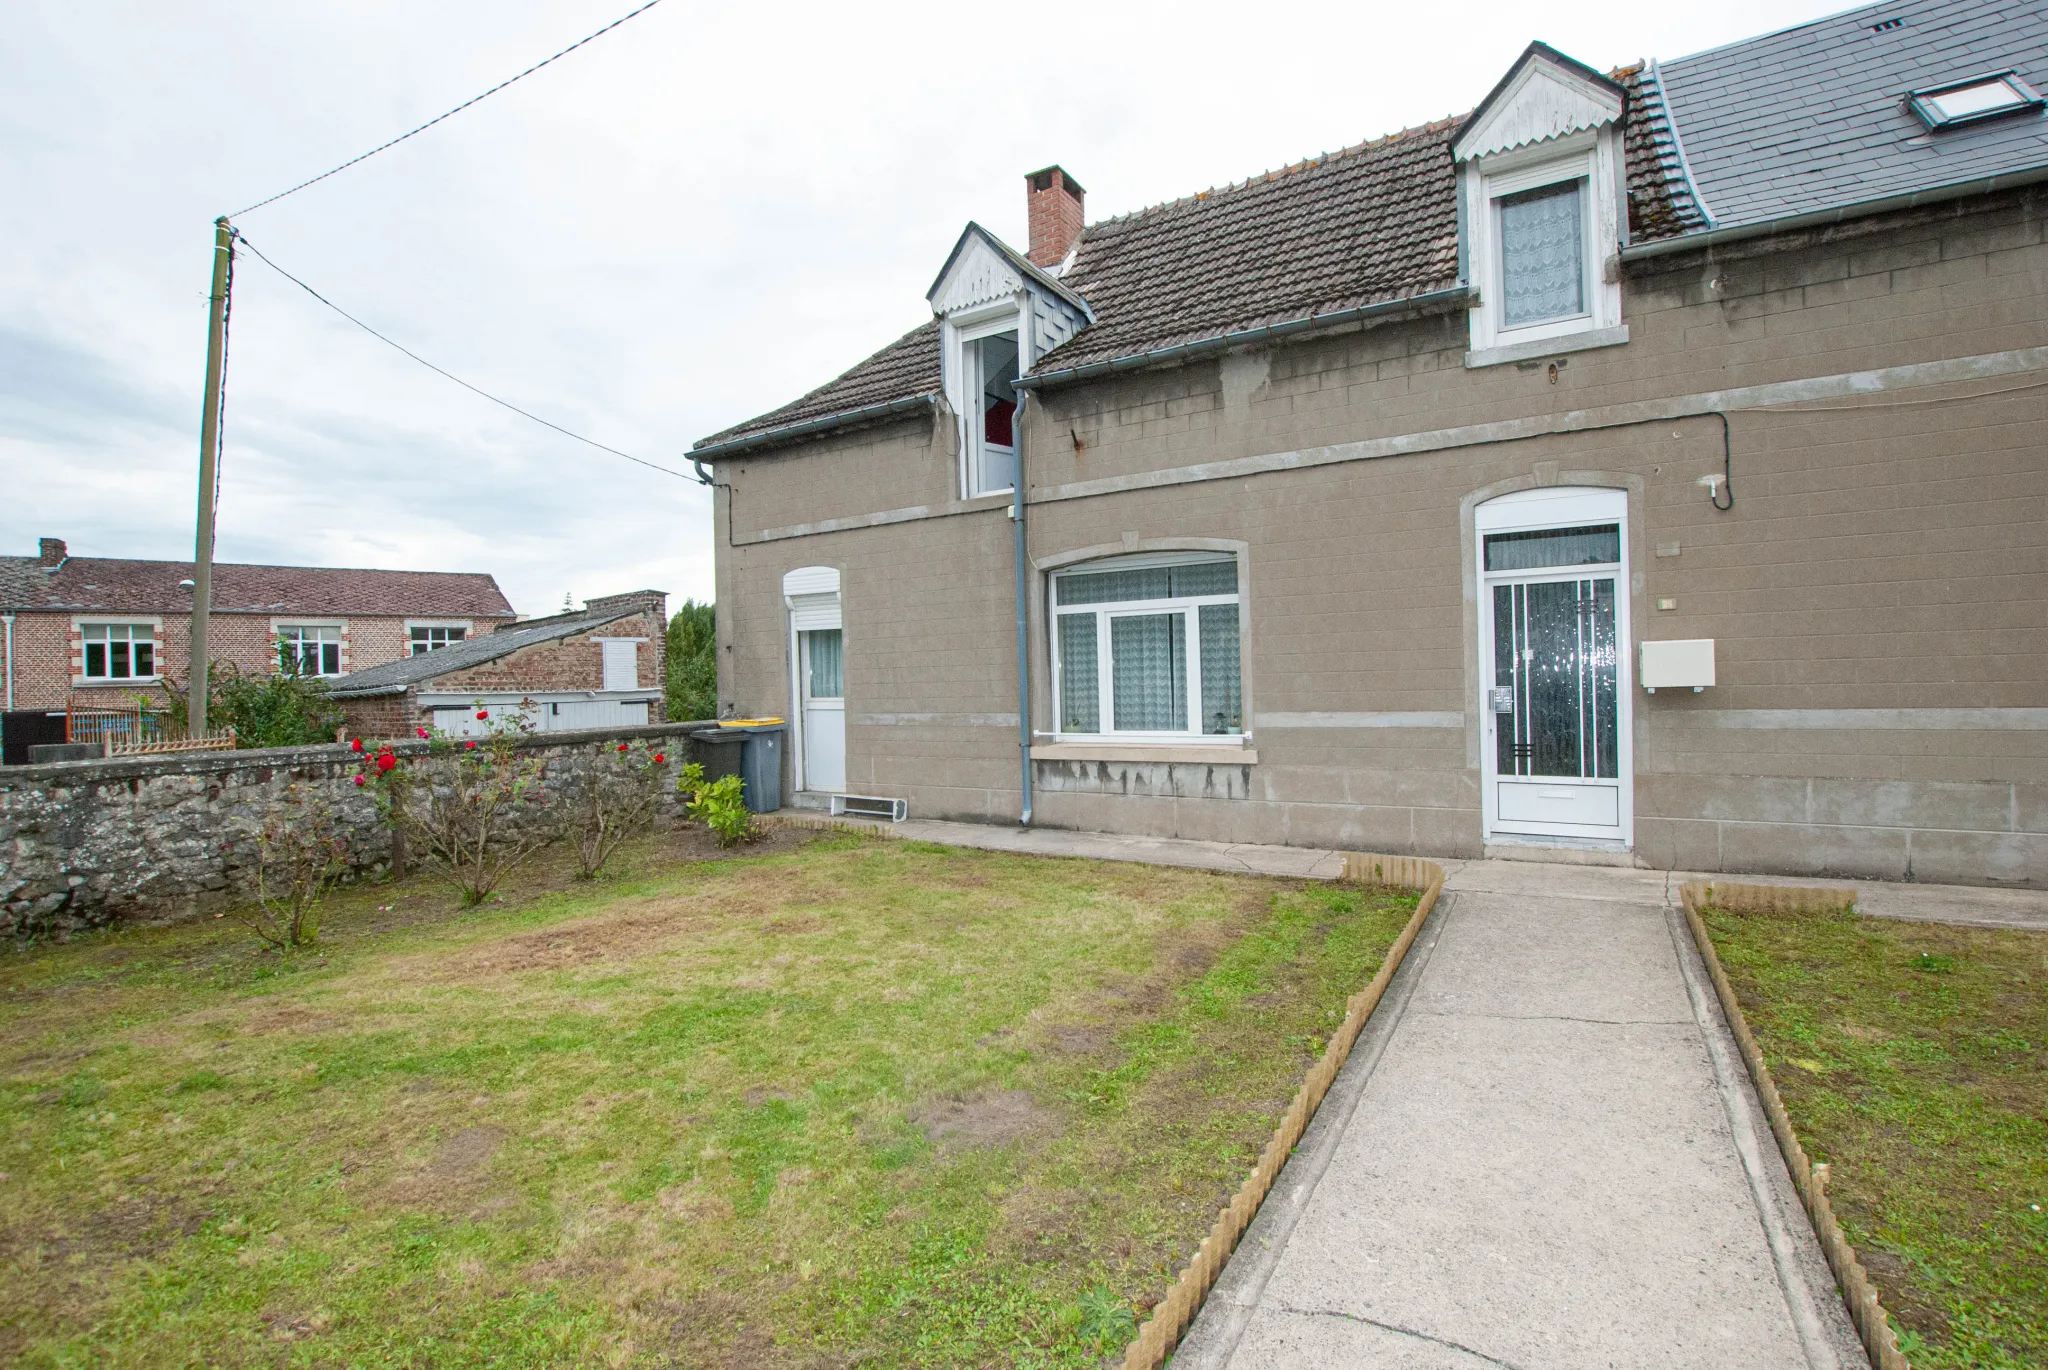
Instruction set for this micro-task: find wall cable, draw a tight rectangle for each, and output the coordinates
[235,232,692,481]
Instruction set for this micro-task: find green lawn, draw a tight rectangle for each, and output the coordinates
[1702,903,2047,1370]
[0,829,1416,1368]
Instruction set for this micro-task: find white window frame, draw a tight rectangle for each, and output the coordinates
[946,303,1024,500]
[75,618,161,684]
[1464,131,1625,364]
[274,620,346,677]
[1048,553,1243,743]
[406,619,472,655]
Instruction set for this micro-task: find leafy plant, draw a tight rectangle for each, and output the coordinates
[665,600,716,722]
[159,659,343,749]
[574,740,670,879]
[365,708,557,907]
[678,760,755,848]
[240,783,353,949]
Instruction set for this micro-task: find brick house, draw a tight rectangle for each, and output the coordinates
[0,537,516,750]
[691,0,2048,884]
[327,591,668,740]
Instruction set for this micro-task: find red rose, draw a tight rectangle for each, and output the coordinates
[353,775,367,787]
[652,753,664,764]
[375,753,396,774]
[465,740,478,750]
[476,710,489,721]
[416,726,431,739]
[617,743,628,753]
[349,738,364,753]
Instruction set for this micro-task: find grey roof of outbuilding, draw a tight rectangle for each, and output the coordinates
[325,603,643,698]
[1654,0,2048,232]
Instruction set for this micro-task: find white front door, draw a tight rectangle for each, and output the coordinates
[1478,488,1633,846]
[800,628,845,793]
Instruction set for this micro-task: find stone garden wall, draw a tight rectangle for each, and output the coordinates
[0,722,705,938]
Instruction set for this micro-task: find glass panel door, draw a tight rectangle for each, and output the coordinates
[1492,577,1618,782]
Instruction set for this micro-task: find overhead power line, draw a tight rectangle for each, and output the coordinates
[235,231,692,481]
[231,0,666,218]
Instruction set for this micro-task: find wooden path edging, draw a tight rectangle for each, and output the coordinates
[1680,880,1911,1370]
[1118,852,1446,1369]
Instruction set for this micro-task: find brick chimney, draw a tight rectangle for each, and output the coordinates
[38,537,66,566]
[1025,166,1085,268]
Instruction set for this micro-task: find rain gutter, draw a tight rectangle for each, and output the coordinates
[1620,164,2048,261]
[1014,287,1474,392]
[689,392,942,463]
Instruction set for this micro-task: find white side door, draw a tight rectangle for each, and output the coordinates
[800,629,845,793]
[1477,488,1633,846]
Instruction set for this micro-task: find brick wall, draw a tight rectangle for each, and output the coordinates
[713,186,2048,884]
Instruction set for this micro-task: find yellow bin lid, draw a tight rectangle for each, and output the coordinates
[718,717,785,727]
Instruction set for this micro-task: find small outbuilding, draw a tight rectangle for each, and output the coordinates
[328,591,667,740]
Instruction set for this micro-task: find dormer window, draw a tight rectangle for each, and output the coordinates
[1499,179,1587,327]
[970,329,1019,496]
[1908,72,2043,130]
[1452,43,1629,368]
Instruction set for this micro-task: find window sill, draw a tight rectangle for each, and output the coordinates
[1465,323,1629,370]
[73,678,161,688]
[1031,742,1257,765]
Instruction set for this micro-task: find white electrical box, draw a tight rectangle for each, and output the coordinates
[1640,638,1715,692]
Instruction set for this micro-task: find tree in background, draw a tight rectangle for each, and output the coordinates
[666,600,716,722]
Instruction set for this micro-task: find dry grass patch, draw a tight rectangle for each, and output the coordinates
[1,830,1414,1368]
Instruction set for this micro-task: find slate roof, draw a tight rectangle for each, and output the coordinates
[1654,0,2048,232]
[693,0,2045,454]
[0,558,49,610]
[2,555,516,618]
[326,603,644,698]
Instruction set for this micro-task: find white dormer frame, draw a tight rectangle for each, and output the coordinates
[1456,47,1629,369]
[927,223,1093,500]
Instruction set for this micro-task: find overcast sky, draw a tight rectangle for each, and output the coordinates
[3,0,1854,617]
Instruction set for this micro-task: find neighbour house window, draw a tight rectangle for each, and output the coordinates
[1498,180,1586,327]
[600,640,640,691]
[1051,555,1242,738]
[410,625,467,655]
[964,329,1020,497]
[277,625,342,676]
[1909,72,2044,130]
[80,623,156,681]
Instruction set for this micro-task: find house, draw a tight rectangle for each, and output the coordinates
[691,0,2048,885]
[0,537,517,756]
[326,591,668,740]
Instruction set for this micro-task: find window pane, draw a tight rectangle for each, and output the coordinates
[85,642,106,677]
[1199,603,1241,735]
[321,642,340,675]
[134,641,154,677]
[979,333,1018,447]
[1499,180,1584,327]
[1111,613,1187,731]
[111,640,131,679]
[83,624,107,642]
[1058,566,1171,606]
[1169,560,1238,597]
[1058,613,1099,732]
[446,627,465,644]
[806,629,842,699]
[1484,524,1620,571]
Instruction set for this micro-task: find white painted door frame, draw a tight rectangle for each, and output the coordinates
[782,566,844,796]
[1476,487,1634,848]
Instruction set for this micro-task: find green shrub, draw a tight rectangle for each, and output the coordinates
[160,660,343,748]
[665,600,716,722]
[678,761,755,848]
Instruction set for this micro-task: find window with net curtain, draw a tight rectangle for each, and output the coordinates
[1497,178,1586,328]
[1052,555,1241,737]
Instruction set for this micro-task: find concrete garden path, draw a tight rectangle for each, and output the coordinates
[1173,860,1869,1370]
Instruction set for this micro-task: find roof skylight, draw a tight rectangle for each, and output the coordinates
[1908,72,2044,130]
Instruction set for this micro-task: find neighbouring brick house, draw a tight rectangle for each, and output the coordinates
[692,0,2048,883]
[327,591,668,740]
[0,538,516,757]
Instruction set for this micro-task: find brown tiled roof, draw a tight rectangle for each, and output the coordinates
[1039,119,1462,373]
[1616,62,1712,242]
[695,321,940,450]
[23,557,516,618]
[694,89,1704,452]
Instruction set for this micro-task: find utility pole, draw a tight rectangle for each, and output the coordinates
[189,216,233,741]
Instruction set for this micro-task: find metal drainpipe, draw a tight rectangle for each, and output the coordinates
[2,612,13,711]
[1013,395,1033,827]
